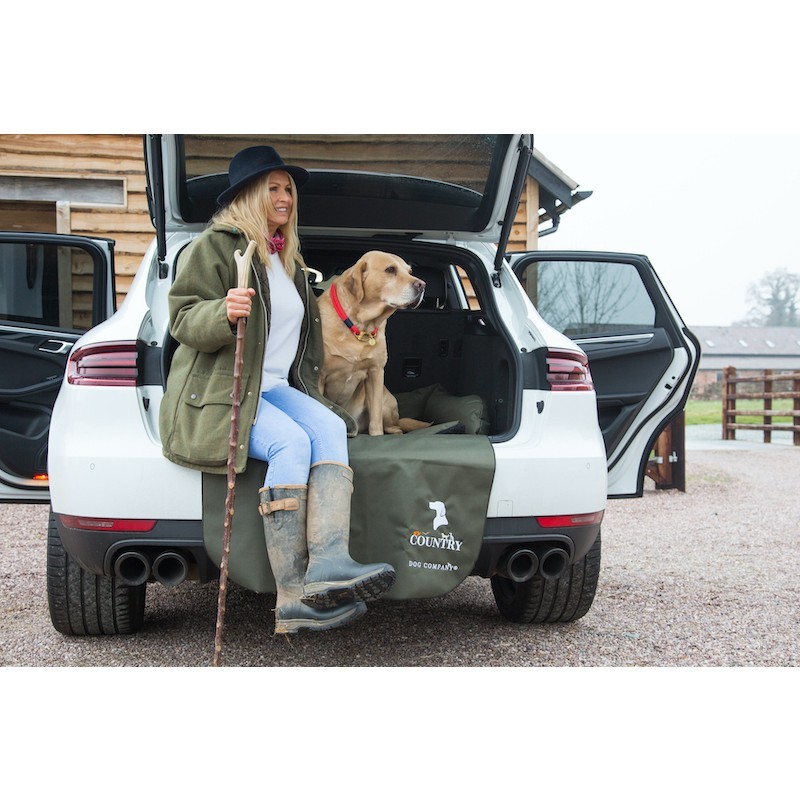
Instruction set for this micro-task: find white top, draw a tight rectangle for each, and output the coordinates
[260,252,304,392]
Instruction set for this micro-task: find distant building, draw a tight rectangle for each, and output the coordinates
[691,325,800,396]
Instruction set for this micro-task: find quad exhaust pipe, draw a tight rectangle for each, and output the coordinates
[152,552,189,587]
[536,546,570,581]
[497,548,539,583]
[114,550,190,587]
[114,551,151,586]
[496,545,570,583]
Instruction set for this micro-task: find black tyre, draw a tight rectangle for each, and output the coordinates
[490,531,601,623]
[46,510,146,635]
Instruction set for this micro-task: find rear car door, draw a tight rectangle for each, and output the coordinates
[509,251,700,497]
[0,232,115,502]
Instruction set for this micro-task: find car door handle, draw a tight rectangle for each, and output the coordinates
[38,339,73,354]
[574,333,655,347]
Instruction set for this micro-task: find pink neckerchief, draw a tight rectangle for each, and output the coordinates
[267,230,285,254]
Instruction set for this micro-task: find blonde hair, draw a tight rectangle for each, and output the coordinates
[212,170,307,279]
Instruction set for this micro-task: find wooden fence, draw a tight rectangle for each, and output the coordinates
[722,367,800,445]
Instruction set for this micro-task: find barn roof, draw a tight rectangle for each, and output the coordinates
[692,326,800,370]
[529,148,593,236]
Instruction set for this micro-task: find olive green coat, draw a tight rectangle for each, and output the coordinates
[159,223,356,475]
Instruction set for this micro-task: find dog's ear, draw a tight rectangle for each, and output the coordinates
[344,259,367,304]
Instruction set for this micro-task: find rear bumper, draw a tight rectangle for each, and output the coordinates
[57,510,600,588]
[56,515,215,582]
[471,516,602,578]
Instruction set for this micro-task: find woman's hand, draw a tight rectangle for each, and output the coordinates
[226,287,256,324]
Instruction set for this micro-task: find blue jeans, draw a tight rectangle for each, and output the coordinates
[248,385,349,486]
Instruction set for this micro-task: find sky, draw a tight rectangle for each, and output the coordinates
[531,134,800,328]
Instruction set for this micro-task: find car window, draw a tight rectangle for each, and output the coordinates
[0,241,99,332]
[517,259,656,336]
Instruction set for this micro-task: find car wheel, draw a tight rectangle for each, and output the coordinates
[490,531,601,624]
[46,509,146,635]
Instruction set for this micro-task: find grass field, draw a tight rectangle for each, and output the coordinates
[684,398,795,426]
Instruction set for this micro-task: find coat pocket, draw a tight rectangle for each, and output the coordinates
[170,372,237,466]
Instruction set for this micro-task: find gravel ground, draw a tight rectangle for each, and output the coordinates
[2,437,798,669]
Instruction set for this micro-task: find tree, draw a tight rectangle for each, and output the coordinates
[529,260,649,335]
[740,268,800,327]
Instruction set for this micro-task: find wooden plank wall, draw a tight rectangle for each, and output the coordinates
[0,134,152,302]
[508,178,535,252]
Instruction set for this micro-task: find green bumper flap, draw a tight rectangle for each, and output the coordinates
[348,429,494,599]
[203,429,495,599]
[203,462,275,594]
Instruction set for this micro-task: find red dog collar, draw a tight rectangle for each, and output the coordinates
[330,282,378,344]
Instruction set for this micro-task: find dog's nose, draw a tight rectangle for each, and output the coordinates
[414,279,426,292]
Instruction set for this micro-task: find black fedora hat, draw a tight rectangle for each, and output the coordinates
[217,145,310,207]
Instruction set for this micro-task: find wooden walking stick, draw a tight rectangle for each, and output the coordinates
[212,239,256,667]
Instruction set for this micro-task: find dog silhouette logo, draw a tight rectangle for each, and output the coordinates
[428,500,449,531]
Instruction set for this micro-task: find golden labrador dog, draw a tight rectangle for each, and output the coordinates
[317,251,429,435]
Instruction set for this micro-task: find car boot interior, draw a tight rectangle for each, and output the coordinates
[301,237,519,439]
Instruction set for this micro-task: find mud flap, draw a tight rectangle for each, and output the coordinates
[202,427,495,599]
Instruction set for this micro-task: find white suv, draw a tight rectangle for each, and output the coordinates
[0,134,699,635]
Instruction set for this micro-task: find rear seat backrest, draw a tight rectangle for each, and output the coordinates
[413,266,447,309]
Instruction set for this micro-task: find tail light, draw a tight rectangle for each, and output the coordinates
[67,341,139,386]
[536,511,604,528]
[546,349,594,391]
[59,515,156,532]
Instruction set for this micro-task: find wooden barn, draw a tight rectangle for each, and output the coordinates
[0,134,590,304]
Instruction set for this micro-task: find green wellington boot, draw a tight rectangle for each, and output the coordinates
[259,484,366,634]
[301,462,396,609]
